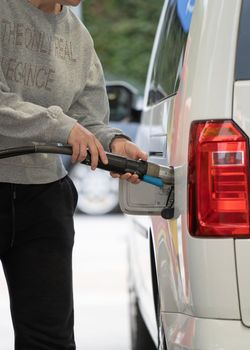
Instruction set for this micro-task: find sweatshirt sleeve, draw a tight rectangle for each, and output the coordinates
[0,67,77,144]
[67,49,130,151]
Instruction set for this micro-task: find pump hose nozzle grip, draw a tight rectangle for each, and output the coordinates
[83,151,174,188]
[83,151,148,178]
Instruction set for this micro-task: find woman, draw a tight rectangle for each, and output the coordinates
[0,1,147,349]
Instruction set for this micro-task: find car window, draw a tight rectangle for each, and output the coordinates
[107,85,133,122]
[147,0,195,106]
[235,0,250,80]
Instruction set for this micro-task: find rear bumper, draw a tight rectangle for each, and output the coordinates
[163,312,250,350]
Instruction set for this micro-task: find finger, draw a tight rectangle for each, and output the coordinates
[78,144,87,163]
[71,143,79,163]
[128,178,141,185]
[139,151,148,161]
[88,140,99,170]
[120,173,132,181]
[125,143,148,161]
[125,174,139,184]
[96,141,108,165]
[134,179,141,184]
[110,172,120,179]
[133,148,148,161]
[129,174,140,183]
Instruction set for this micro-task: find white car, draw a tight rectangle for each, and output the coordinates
[119,0,250,349]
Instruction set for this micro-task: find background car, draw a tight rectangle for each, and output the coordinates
[118,0,250,349]
[62,81,142,215]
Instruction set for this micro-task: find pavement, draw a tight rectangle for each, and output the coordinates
[0,214,131,350]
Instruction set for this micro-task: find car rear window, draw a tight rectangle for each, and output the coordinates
[235,0,250,80]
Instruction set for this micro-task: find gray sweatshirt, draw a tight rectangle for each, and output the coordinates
[0,0,127,183]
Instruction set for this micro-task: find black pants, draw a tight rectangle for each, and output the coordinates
[0,176,78,350]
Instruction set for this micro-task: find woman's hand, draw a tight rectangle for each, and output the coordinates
[110,138,148,184]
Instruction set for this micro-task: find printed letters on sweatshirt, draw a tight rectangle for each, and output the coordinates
[0,18,77,91]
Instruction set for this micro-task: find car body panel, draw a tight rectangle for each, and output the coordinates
[150,216,240,318]
[233,83,250,327]
[183,0,241,121]
[233,81,250,137]
[163,313,250,350]
[127,216,158,342]
[235,240,250,327]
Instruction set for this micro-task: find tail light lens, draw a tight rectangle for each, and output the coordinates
[188,120,250,237]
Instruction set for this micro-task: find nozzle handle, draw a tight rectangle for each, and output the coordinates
[83,151,148,178]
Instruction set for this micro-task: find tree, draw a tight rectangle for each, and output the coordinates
[83,0,163,90]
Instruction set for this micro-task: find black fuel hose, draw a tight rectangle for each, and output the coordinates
[0,144,174,187]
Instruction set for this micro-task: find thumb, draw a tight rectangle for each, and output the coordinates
[139,150,148,161]
[125,141,148,161]
[134,147,148,161]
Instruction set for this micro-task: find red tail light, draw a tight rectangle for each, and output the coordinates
[188,120,250,237]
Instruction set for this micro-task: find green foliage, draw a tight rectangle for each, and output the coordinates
[83,0,163,90]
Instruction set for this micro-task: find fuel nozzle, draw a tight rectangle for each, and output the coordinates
[145,161,174,187]
[82,152,174,188]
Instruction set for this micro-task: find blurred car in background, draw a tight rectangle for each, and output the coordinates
[63,81,142,215]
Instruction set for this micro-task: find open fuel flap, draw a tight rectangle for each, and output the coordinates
[119,174,175,219]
